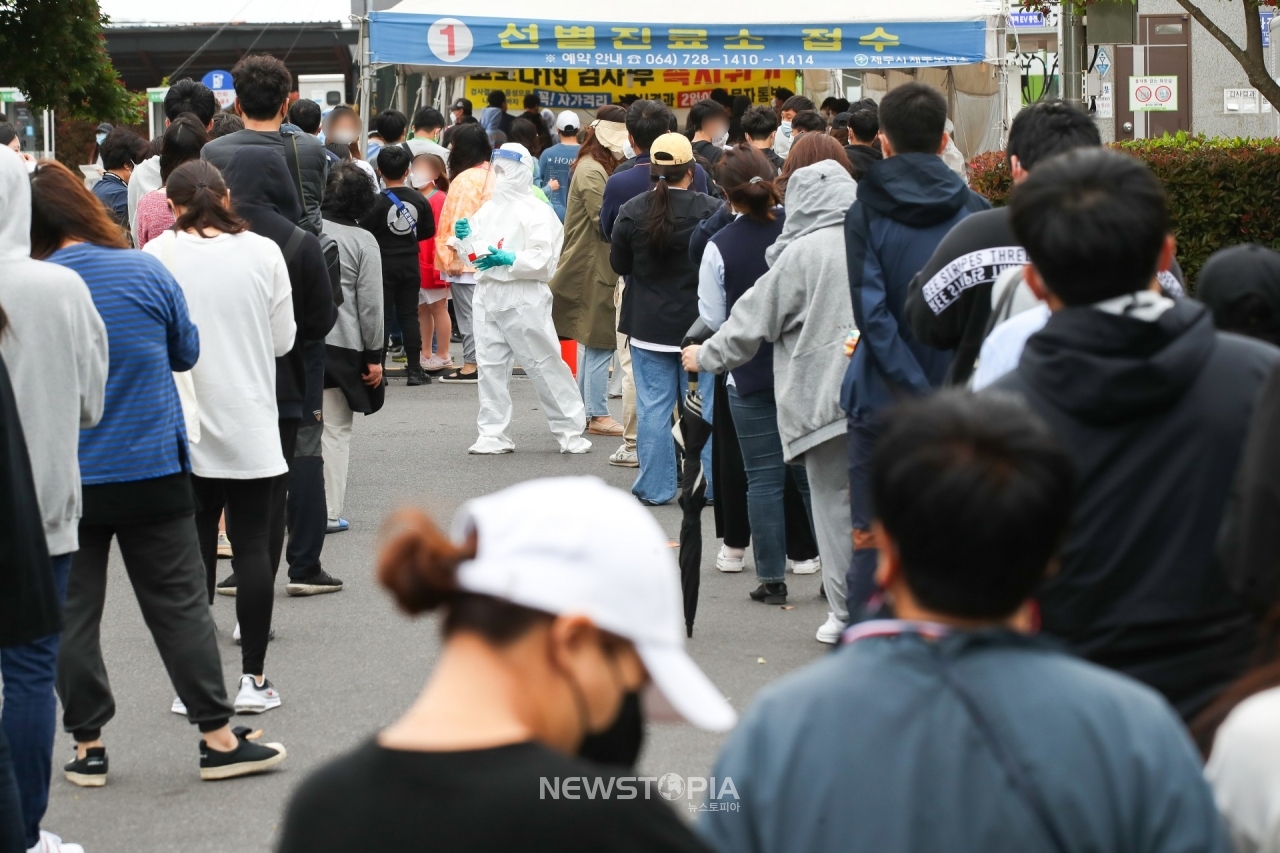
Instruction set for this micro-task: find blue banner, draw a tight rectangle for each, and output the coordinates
[369,14,989,70]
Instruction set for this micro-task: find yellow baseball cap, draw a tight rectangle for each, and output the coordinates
[650,132,694,166]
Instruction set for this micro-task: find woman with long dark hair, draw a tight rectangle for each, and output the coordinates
[134,113,208,248]
[610,133,720,505]
[143,159,297,715]
[549,105,627,439]
[433,124,493,383]
[25,158,286,786]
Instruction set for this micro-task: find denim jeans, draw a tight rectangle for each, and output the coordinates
[0,728,23,853]
[578,344,614,418]
[728,386,811,583]
[1,553,72,848]
[628,344,713,504]
[846,417,883,622]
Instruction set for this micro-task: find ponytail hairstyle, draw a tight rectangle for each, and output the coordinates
[166,160,247,237]
[378,509,552,643]
[717,145,782,223]
[640,160,693,256]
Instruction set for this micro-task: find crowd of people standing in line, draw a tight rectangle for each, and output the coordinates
[3,50,1280,853]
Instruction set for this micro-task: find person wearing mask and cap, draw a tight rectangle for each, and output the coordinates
[687,99,730,167]
[277,476,733,853]
[441,98,475,148]
[539,111,582,222]
[450,143,590,455]
[90,122,113,168]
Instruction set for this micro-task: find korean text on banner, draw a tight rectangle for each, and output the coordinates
[369,15,989,70]
[465,69,799,111]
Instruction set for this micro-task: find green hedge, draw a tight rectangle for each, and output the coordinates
[967,134,1280,286]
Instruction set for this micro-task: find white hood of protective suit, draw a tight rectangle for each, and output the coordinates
[469,142,564,286]
[0,147,34,264]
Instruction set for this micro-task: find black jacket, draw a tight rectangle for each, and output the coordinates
[0,352,57,647]
[995,299,1280,719]
[611,189,721,347]
[843,143,882,181]
[906,207,1188,385]
[202,127,330,237]
[223,148,337,420]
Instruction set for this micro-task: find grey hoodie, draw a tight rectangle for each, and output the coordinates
[0,148,108,555]
[696,161,858,461]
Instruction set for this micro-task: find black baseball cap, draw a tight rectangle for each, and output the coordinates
[831,112,852,131]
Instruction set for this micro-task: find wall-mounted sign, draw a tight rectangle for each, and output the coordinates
[1130,75,1177,112]
[1224,88,1260,114]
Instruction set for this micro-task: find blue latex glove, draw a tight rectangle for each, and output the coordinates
[474,247,516,270]
[453,218,471,239]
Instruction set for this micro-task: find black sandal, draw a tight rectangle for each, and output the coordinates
[438,368,479,384]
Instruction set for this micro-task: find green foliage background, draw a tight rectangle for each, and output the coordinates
[968,134,1280,287]
[0,0,138,123]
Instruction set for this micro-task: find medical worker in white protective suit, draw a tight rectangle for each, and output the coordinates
[452,143,591,455]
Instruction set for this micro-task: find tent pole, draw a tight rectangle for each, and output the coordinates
[998,0,1014,149]
[358,13,373,158]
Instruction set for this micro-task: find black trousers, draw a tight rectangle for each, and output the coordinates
[383,260,422,366]
[285,421,326,580]
[193,476,276,676]
[57,514,233,740]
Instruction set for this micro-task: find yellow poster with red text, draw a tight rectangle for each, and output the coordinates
[465,68,797,112]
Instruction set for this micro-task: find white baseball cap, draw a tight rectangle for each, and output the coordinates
[450,476,737,732]
[556,110,581,132]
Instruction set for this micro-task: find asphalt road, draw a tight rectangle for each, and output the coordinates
[42,375,831,852]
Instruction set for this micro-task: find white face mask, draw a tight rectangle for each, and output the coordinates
[713,129,729,147]
[409,171,431,189]
[622,141,635,160]
[329,129,357,146]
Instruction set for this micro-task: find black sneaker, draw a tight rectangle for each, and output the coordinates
[406,366,431,386]
[749,582,788,605]
[285,570,344,597]
[199,726,286,781]
[64,746,107,787]
[216,572,237,596]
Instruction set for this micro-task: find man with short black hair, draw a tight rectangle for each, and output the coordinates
[360,145,436,387]
[128,77,219,233]
[201,54,330,237]
[406,106,450,165]
[699,391,1233,853]
[374,109,408,145]
[478,90,513,136]
[287,99,323,136]
[442,98,473,147]
[842,81,989,623]
[773,95,815,160]
[906,100,1108,384]
[996,148,1280,721]
[92,129,148,225]
[770,87,794,114]
[740,105,782,172]
[844,104,882,180]
[788,110,826,143]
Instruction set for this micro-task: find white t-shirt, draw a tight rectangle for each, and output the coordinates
[970,303,1050,391]
[145,230,296,480]
[1206,686,1280,853]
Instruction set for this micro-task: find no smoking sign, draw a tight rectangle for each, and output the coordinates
[1130,75,1178,112]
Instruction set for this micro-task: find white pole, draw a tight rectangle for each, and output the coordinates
[357,12,373,158]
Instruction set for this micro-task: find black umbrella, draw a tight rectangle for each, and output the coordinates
[676,321,715,638]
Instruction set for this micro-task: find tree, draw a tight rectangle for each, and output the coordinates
[0,0,138,123]
[1170,0,1280,109]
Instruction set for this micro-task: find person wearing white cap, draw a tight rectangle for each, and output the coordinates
[539,110,583,222]
[277,476,734,852]
[451,143,590,454]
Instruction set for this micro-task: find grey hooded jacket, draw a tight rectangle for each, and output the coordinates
[695,161,858,461]
[0,148,108,555]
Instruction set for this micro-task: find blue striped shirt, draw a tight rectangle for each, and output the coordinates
[49,244,199,485]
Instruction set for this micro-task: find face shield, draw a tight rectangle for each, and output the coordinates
[483,145,534,199]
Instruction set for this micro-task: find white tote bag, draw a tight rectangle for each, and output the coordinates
[156,231,200,444]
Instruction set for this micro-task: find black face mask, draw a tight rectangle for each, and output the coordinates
[577,690,644,768]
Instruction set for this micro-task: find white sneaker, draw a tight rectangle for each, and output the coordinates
[234,674,282,714]
[790,557,821,575]
[171,696,187,716]
[608,445,639,468]
[231,622,275,646]
[716,545,745,572]
[561,436,592,454]
[28,830,85,853]
[815,612,845,645]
